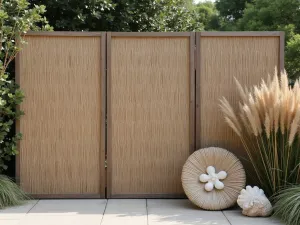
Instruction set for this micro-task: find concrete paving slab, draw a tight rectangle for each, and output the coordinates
[147,199,231,225]
[0,219,20,225]
[147,199,197,212]
[223,209,283,225]
[0,200,38,219]
[28,199,107,216]
[19,199,107,225]
[18,215,104,225]
[101,199,147,225]
[0,199,287,225]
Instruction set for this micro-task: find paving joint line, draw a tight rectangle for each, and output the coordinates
[16,199,40,224]
[222,211,232,225]
[26,199,40,214]
[146,199,149,225]
[99,199,108,225]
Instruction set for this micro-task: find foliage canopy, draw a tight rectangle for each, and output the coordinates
[0,0,50,172]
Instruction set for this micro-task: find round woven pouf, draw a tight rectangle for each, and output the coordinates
[182,147,246,210]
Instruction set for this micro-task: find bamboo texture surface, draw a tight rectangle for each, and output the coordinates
[197,36,280,157]
[17,33,282,197]
[109,37,191,196]
[18,36,103,195]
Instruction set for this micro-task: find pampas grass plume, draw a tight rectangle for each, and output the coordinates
[220,70,300,197]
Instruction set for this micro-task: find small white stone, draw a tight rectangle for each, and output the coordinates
[199,174,209,182]
[215,180,224,190]
[206,166,215,174]
[217,171,227,180]
[205,182,214,192]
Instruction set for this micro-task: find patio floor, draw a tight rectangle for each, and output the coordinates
[0,199,283,225]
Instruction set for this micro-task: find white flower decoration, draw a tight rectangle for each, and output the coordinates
[199,166,227,192]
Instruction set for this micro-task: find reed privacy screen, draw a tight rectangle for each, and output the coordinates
[17,32,106,198]
[16,32,283,198]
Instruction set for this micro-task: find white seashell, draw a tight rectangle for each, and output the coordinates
[205,182,214,192]
[237,186,272,217]
[199,174,209,182]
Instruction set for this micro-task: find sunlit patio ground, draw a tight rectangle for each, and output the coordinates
[0,199,283,225]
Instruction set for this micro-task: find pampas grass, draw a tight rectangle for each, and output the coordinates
[273,186,300,225]
[0,175,29,208]
[220,70,300,198]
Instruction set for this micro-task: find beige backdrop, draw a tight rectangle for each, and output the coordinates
[107,34,194,197]
[196,35,281,159]
[17,34,105,197]
[17,32,283,198]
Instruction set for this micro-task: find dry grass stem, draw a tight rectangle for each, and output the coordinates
[289,106,300,146]
[220,70,300,197]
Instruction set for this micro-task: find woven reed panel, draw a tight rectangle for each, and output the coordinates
[197,36,280,157]
[18,36,103,195]
[110,37,190,196]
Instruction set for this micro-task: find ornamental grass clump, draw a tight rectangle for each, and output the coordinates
[0,175,29,208]
[220,70,300,198]
[273,186,300,225]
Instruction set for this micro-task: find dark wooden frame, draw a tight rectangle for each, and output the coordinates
[106,32,196,198]
[15,32,107,199]
[195,31,285,149]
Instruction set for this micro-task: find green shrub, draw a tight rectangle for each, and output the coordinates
[0,0,51,172]
[273,186,300,225]
[0,0,51,208]
[0,73,24,171]
[286,34,300,81]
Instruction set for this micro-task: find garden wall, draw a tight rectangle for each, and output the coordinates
[16,31,284,198]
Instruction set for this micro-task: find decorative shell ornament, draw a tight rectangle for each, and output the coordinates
[181,147,246,210]
[237,186,272,217]
[199,166,227,191]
